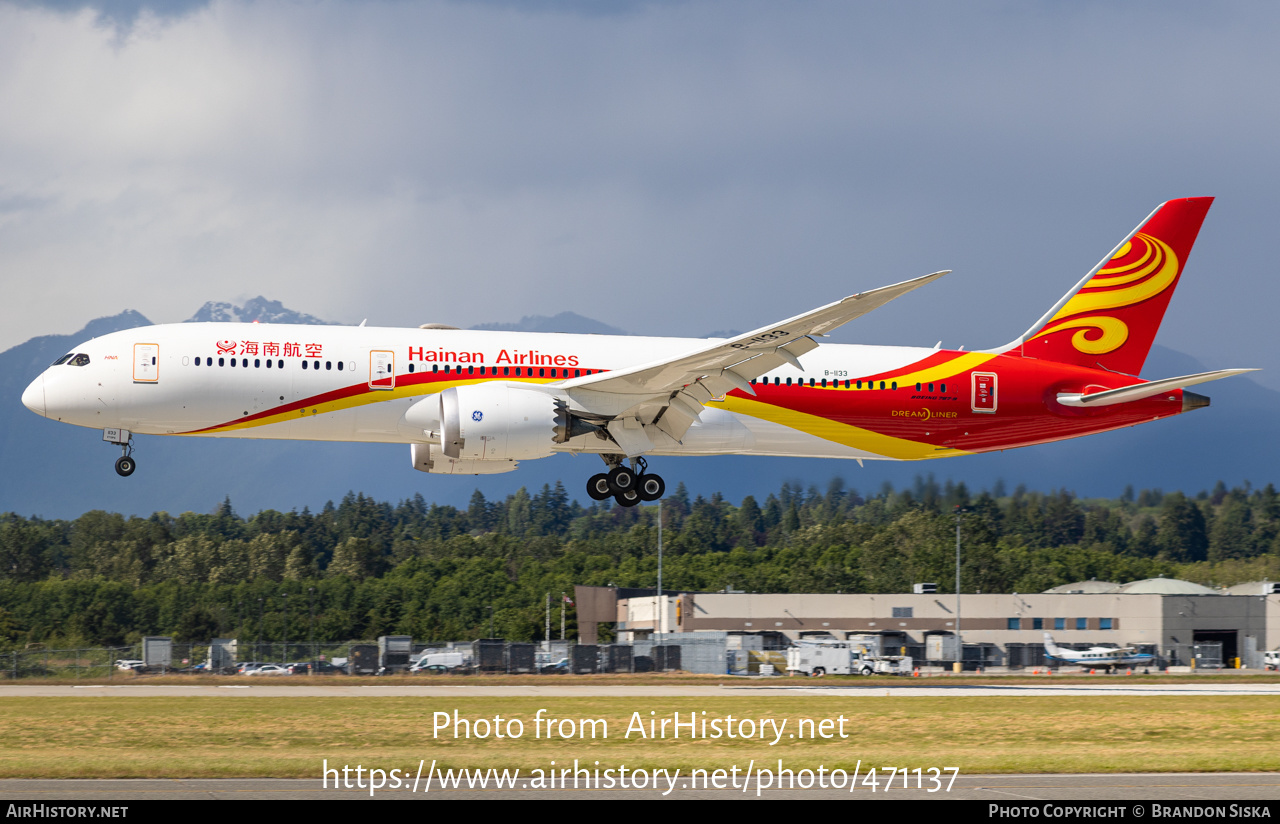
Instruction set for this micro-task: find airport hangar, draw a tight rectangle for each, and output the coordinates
[574,579,1280,669]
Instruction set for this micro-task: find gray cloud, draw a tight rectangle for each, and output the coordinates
[0,0,1275,387]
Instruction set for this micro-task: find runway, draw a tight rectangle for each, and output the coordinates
[4,682,1280,697]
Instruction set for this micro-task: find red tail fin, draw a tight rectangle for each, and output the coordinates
[1016,197,1213,375]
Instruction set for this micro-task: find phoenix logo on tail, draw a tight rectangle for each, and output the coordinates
[1015,197,1212,376]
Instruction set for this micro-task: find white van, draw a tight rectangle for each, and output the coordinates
[1265,650,1280,671]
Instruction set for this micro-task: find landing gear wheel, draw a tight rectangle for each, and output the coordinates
[638,473,665,502]
[586,473,613,501]
[115,456,136,477]
[614,488,641,507]
[607,466,636,493]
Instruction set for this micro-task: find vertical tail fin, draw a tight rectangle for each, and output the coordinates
[1012,197,1213,375]
[1042,632,1063,657]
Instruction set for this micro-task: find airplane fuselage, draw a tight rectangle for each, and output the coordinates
[24,321,1191,463]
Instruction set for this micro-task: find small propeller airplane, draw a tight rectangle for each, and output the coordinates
[1042,632,1156,671]
[21,197,1254,505]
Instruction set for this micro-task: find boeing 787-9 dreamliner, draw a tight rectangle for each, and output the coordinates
[22,197,1253,506]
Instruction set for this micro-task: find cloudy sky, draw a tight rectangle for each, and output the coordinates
[2,1,1278,386]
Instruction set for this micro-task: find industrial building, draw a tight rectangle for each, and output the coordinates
[575,579,1280,670]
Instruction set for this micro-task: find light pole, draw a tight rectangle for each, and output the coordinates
[656,500,663,644]
[953,506,970,673]
[308,587,316,672]
[281,592,289,664]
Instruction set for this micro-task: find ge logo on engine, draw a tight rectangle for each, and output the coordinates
[472,410,483,422]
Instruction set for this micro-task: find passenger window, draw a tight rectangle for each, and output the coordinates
[255,359,261,368]
[326,361,332,370]
[941,383,947,393]
[218,357,225,367]
[408,363,414,373]
[879,381,886,390]
[574,369,581,378]
[856,380,862,389]
[337,361,344,371]
[786,378,792,386]
[278,360,284,369]
[266,359,273,369]
[195,357,202,366]
[891,381,897,390]
[504,367,511,376]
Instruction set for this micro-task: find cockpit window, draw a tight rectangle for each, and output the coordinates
[69,354,90,367]
[52,354,73,366]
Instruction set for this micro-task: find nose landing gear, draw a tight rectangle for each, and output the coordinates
[586,456,664,507]
[115,454,136,477]
[105,428,135,477]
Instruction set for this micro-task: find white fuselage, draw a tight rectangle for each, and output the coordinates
[24,322,938,462]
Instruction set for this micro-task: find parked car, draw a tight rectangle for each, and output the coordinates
[245,664,290,676]
[115,659,145,672]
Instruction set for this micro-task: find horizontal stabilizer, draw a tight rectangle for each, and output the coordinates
[1056,369,1257,408]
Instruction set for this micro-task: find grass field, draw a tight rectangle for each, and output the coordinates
[2,694,1278,777]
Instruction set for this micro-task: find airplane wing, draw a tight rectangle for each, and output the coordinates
[557,271,948,454]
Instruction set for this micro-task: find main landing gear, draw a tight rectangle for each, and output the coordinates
[586,455,665,508]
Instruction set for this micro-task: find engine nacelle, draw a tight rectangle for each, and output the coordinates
[443,383,562,462]
[400,384,598,464]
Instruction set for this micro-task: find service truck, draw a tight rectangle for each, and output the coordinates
[786,642,872,676]
[786,642,913,677]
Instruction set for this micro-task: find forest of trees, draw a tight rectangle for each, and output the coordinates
[1,476,1279,648]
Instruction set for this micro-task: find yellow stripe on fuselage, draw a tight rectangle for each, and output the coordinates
[719,395,972,460]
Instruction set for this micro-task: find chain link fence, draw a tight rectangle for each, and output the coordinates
[0,637,1264,678]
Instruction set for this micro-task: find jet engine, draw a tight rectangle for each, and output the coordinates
[400,384,598,465]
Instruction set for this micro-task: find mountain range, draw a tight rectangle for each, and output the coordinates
[1,300,1273,519]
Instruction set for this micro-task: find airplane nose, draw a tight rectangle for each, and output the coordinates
[21,375,45,417]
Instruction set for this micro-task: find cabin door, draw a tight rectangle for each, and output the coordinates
[134,343,159,383]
